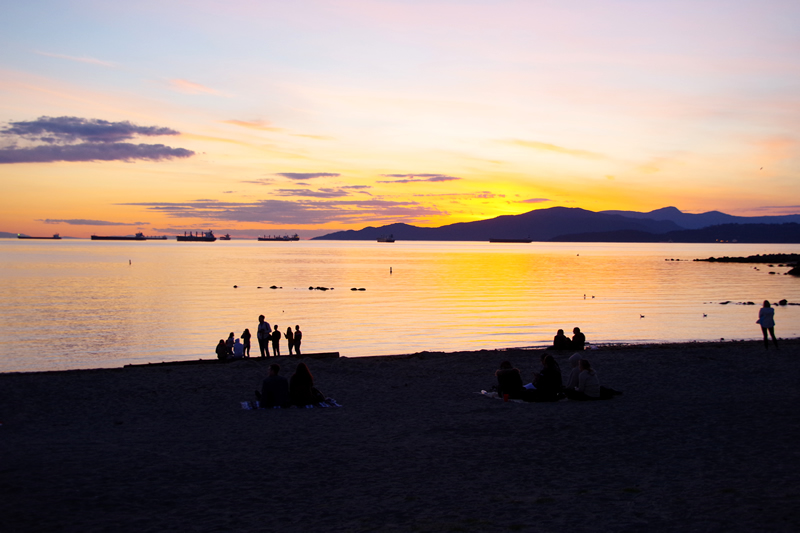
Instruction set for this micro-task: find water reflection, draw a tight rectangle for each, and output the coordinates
[0,240,798,372]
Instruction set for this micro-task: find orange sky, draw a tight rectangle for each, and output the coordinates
[1,1,799,238]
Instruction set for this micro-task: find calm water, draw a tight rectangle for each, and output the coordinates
[1,239,799,372]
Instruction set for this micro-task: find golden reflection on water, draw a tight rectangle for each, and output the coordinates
[1,240,799,371]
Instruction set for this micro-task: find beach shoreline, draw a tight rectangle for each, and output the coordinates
[2,339,799,532]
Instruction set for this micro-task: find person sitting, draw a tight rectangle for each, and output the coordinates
[566,359,601,400]
[232,338,244,358]
[495,361,524,399]
[524,354,563,402]
[289,362,324,407]
[563,352,583,390]
[255,364,290,408]
[571,327,586,351]
[215,339,228,361]
[551,329,571,350]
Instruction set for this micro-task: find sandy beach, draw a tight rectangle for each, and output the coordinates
[2,340,799,532]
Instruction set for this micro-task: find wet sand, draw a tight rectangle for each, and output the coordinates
[1,340,799,532]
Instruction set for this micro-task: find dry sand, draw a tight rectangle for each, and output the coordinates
[1,340,799,532]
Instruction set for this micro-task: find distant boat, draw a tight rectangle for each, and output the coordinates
[489,238,532,243]
[176,230,216,242]
[258,234,299,241]
[18,233,61,240]
[377,234,395,243]
[91,232,168,241]
[219,234,232,241]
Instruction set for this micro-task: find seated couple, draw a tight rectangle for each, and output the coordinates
[255,362,327,408]
[550,327,586,351]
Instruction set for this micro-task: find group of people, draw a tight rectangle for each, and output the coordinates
[256,315,303,358]
[550,327,586,351]
[254,362,328,408]
[494,352,620,402]
[215,315,304,360]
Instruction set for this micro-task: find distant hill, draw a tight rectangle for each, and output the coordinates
[0,232,19,238]
[314,207,681,241]
[600,206,800,230]
[549,223,800,243]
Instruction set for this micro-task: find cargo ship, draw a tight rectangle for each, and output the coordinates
[18,233,61,240]
[219,234,232,240]
[377,234,395,243]
[258,234,299,241]
[176,230,216,242]
[91,232,169,241]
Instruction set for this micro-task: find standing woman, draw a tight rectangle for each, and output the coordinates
[241,328,252,358]
[285,326,295,355]
[757,300,779,349]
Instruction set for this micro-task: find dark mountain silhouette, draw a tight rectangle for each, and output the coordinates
[314,207,682,241]
[600,206,800,230]
[549,223,800,243]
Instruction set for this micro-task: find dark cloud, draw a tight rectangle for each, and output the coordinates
[2,116,179,144]
[0,116,193,164]
[120,198,443,225]
[342,185,372,190]
[276,172,340,180]
[274,188,352,198]
[519,198,550,204]
[378,173,462,183]
[0,143,194,164]
[38,219,149,226]
[413,191,503,199]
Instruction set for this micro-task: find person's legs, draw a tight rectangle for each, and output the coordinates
[762,327,770,348]
[258,339,267,357]
[295,342,301,355]
[768,327,779,348]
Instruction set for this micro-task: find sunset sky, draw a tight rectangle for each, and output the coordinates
[1,0,798,238]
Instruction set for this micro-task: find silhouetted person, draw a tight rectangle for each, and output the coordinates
[286,326,295,355]
[552,329,571,350]
[571,327,586,351]
[255,364,290,408]
[257,315,271,358]
[225,332,235,356]
[233,338,243,358]
[271,325,282,357]
[241,328,252,357]
[525,354,563,402]
[290,362,322,407]
[294,325,303,355]
[758,300,779,349]
[563,352,583,390]
[215,339,227,361]
[495,361,524,400]
[565,359,601,400]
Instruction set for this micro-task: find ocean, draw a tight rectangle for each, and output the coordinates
[1,239,798,372]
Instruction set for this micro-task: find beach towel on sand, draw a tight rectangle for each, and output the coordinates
[241,399,342,410]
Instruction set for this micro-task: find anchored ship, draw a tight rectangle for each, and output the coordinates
[176,230,216,242]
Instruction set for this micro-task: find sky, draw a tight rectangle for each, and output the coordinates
[1,0,799,238]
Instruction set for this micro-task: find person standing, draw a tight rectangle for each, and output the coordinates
[271,324,282,357]
[241,328,252,358]
[225,332,235,357]
[294,325,303,355]
[257,315,271,358]
[285,326,295,356]
[757,300,779,349]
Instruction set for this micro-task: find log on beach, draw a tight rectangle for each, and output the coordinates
[1,341,799,532]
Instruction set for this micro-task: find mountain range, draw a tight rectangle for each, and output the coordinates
[313,207,800,243]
